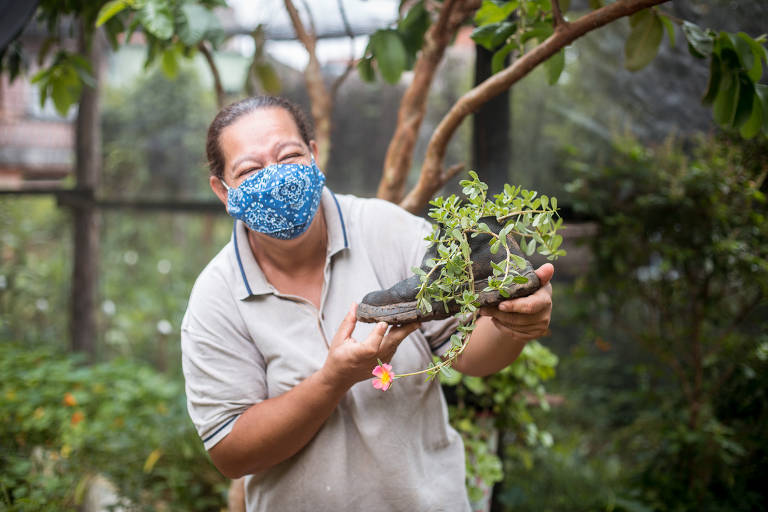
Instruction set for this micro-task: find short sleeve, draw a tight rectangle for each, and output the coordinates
[180,268,268,450]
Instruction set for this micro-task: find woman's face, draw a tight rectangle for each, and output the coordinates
[217,107,317,189]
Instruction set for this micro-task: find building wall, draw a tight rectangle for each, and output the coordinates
[0,68,74,189]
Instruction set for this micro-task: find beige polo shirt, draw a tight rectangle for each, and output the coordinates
[181,188,470,511]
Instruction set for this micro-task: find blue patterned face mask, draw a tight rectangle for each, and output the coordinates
[221,158,326,240]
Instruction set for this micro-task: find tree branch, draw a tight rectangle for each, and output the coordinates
[399,0,670,213]
[198,41,225,109]
[330,0,356,97]
[377,0,481,203]
[284,0,333,169]
[551,0,567,29]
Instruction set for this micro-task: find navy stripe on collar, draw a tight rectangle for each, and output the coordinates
[330,190,348,249]
[232,191,348,298]
[232,222,253,296]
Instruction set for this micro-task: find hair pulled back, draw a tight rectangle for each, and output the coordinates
[205,96,314,179]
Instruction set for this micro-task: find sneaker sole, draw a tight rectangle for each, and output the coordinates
[356,273,541,324]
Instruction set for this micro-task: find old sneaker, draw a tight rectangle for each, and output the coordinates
[357,216,540,324]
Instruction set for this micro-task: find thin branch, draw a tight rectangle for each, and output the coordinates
[330,0,356,97]
[284,0,315,50]
[441,162,465,185]
[198,41,225,109]
[300,0,317,39]
[284,0,333,169]
[551,0,567,29]
[400,0,670,212]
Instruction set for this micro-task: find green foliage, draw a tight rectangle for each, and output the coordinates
[565,132,768,510]
[443,339,559,502]
[0,343,227,510]
[678,21,767,137]
[0,0,225,116]
[463,1,768,140]
[406,172,564,378]
[0,198,70,346]
[358,0,430,84]
[101,64,215,198]
[470,0,573,82]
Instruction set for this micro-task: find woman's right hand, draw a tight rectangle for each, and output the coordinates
[321,303,419,390]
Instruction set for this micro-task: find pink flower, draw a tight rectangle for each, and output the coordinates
[372,363,394,391]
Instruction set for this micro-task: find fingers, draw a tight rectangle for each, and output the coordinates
[492,283,552,315]
[378,322,420,362]
[360,321,388,354]
[534,263,555,287]
[334,302,357,340]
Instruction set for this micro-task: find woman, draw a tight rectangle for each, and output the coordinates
[181,96,554,511]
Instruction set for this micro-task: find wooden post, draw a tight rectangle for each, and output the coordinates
[472,45,511,195]
[70,26,102,357]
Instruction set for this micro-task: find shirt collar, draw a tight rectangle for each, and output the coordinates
[231,187,349,300]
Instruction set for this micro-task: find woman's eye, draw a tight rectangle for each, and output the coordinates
[239,167,259,177]
[280,153,302,161]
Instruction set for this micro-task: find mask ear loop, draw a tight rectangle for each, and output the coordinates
[219,178,231,191]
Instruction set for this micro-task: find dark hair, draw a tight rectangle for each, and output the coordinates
[205,96,314,179]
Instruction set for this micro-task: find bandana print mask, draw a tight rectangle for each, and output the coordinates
[221,158,326,240]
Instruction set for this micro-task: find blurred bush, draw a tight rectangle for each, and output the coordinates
[562,132,767,511]
[0,342,227,511]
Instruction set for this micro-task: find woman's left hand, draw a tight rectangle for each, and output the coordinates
[478,263,554,342]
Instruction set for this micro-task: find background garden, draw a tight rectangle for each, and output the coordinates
[1,0,767,510]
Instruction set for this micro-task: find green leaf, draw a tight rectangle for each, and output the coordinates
[702,53,722,105]
[733,77,755,129]
[475,0,518,25]
[178,4,219,46]
[50,79,75,116]
[160,46,179,78]
[551,197,557,210]
[659,14,676,47]
[255,62,281,94]
[491,41,516,73]
[755,84,768,134]
[735,32,764,83]
[682,21,714,58]
[139,0,174,40]
[513,275,529,284]
[96,0,131,27]
[526,239,536,256]
[713,70,739,126]
[545,48,565,85]
[739,90,763,139]
[520,22,553,45]
[625,10,663,71]
[471,21,516,51]
[398,0,430,56]
[357,55,375,82]
[370,29,407,84]
[36,36,58,67]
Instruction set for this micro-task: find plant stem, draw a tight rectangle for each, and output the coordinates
[395,230,480,379]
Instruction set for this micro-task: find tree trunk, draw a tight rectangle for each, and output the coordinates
[377,0,481,203]
[70,26,102,357]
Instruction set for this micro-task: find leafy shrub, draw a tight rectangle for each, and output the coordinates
[0,342,227,511]
[564,132,768,510]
